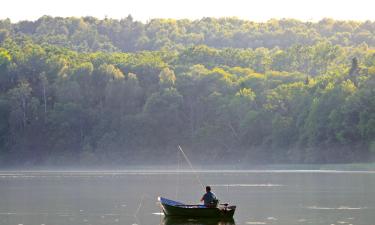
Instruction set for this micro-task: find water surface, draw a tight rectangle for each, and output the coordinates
[0,170,374,225]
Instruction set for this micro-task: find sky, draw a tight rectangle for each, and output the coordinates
[1,0,375,22]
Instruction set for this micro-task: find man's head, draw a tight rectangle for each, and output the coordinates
[205,186,211,192]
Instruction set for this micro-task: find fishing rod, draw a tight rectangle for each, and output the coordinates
[178,145,205,189]
[177,146,234,202]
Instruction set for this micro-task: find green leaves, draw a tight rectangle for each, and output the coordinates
[0,17,374,166]
[0,48,11,68]
[159,67,176,87]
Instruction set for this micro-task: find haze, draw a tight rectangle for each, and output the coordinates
[2,0,375,22]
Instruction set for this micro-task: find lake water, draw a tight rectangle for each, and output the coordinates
[0,170,374,225]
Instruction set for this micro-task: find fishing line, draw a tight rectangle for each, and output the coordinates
[133,194,157,224]
[134,194,145,217]
[175,149,180,199]
[178,145,204,189]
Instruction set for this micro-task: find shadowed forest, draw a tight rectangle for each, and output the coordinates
[0,16,374,167]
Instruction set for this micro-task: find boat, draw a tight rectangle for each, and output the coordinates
[162,216,235,225]
[158,197,236,218]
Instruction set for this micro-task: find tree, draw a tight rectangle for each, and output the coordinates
[39,73,48,115]
[143,88,183,147]
[8,80,38,130]
[349,57,360,82]
[0,48,12,91]
[159,67,176,88]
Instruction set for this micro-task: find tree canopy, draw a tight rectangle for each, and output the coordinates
[0,16,374,167]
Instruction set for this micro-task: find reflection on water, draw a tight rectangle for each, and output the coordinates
[0,171,374,225]
[162,217,235,225]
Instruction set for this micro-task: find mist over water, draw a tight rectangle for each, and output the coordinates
[0,170,374,225]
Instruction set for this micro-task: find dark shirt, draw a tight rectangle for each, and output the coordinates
[202,191,217,206]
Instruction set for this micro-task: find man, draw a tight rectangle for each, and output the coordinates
[200,186,218,207]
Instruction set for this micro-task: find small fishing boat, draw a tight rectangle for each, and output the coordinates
[158,197,236,218]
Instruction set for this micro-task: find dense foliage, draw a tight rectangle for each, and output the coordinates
[2,16,375,52]
[0,17,374,166]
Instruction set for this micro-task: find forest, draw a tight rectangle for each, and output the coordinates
[0,16,374,167]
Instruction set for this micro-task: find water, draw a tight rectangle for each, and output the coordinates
[0,170,374,225]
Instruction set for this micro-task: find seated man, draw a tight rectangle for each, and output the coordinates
[200,186,218,207]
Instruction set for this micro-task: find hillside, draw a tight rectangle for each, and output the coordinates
[0,17,374,167]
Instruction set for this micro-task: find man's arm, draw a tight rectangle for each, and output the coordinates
[200,194,205,202]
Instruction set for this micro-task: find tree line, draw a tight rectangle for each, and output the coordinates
[0,16,374,167]
[1,16,375,52]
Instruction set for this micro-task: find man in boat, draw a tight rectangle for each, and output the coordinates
[200,186,218,207]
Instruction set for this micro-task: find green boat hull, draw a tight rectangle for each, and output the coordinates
[161,203,236,218]
[162,217,235,225]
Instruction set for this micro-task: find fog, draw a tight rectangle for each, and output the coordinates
[0,170,374,225]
